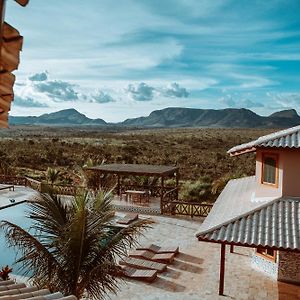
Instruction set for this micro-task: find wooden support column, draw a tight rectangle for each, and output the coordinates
[160,176,164,213]
[175,170,179,200]
[230,244,234,253]
[219,243,226,296]
[117,174,120,196]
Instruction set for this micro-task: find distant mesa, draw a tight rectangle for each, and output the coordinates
[9,107,300,128]
[9,108,106,126]
[120,107,300,128]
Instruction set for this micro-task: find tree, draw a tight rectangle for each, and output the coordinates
[0,190,153,299]
[46,167,60,185]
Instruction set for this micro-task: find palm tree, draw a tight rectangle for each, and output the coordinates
[46,167,60,185]
[0,190,153,299]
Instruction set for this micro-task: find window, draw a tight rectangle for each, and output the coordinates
[262,154,278,186]
[257,248,276,261]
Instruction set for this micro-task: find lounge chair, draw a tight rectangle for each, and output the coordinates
[116,213,138,225]
[120,257,167,273]
[0,286,37,297]
[119,266,157,282]
[0,283,26,292]
[136,243,179,254]
[128,249,175,263]
[1,288,50,299]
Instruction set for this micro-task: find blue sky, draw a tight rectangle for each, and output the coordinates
[6,0,300,122]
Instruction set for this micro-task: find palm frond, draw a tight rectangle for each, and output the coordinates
[0,220,64,290]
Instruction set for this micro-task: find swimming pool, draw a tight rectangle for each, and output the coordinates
[0,203,32,274]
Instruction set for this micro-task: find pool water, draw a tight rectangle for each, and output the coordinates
[0,203,33,274]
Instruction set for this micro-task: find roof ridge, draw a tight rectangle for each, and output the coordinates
[255,125,300,144]
[196,196,300,237]
[228,125,300,154]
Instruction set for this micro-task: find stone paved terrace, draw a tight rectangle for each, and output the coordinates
[110,213,300,300]
[0,185,39,209]
[0,188,298,299]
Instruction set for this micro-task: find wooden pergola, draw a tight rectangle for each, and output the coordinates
[86,163,179,209]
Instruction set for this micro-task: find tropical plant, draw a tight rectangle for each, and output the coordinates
[0,190,153,299]
[46,167,60,185]
[0,265,12,280]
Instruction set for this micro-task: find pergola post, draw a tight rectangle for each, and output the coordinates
[219,243,226,296]
[117,174,120,196]
[160,176,164,213]
[175,170,179,200]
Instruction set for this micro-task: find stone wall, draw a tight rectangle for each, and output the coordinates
[278,251,300,284]
[251,251,278,279]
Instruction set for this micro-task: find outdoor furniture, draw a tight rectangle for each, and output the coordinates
[120,257,167,273]
[128,249,175,263]
[118,265,157,282]
[125,190,146,203]
[0,185,14,192]
[0,283,78,299]
[116,213,138,225]
[136,243,179,254]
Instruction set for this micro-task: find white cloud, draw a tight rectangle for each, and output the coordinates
[161,82,189,98]
[33,80,79,101]
[126,82,155,101]
[28,71,48,82]
[90,90,115,103]
[14,95,49,108]
[219,94,264,108]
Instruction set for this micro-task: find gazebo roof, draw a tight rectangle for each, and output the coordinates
[86,164,178,177]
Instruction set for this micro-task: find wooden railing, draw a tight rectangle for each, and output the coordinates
[161,187,213,217]
[173,201,213,217]
[25,177,42,192]
[0,175,81,196]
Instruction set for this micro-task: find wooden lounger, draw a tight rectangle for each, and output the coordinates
[136,244,179,254]
[116,213,138,225]
[128,249,175,263]
[120,257,167,273]
[0,185,14,192]
[119,266,157,282]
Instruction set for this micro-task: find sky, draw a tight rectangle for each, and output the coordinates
[5,0,300,122]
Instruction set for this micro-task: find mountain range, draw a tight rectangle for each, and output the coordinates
[9,107,300,128]
[9,109,106,126]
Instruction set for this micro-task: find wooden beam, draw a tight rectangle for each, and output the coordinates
[219,243,226,296]
[230,244,234,253]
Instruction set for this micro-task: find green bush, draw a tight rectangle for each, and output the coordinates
[180,178,212,203]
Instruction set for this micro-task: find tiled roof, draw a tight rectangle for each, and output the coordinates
[197,197,300,251]
[198,176,278,234]
[228,125,300,156]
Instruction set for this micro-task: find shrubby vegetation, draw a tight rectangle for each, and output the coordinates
[0,126,271,201]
